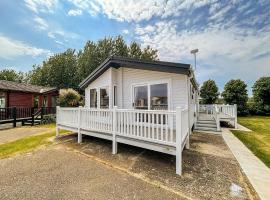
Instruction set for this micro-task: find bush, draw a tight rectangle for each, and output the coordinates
[59,88,81,107]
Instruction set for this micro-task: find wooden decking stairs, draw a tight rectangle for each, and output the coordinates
[195,114,219,132]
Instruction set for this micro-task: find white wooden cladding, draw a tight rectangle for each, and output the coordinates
[57,107,190,147]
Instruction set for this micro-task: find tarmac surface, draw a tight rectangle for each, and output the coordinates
[0,131,259,200]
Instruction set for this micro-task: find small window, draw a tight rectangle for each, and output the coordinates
[0,97,5,108]
[43,96,47,107]
[90,89,97,108]
[33,96,39,107]
[100,87,109,109]
[113,86,117,106]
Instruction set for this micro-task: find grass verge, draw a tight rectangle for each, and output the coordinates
[231,116,270,168]
[0,129,70,159]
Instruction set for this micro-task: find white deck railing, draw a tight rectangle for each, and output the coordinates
[56,106,190,175]
[198,104,237,128]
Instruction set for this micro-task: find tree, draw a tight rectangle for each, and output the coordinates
[29,49,78,89]
[0,69,25,82]
[59,88,81,107]
[252,77,270,115]
[77,35,158,81]
[200,80,219,104]
[222,79,248,115]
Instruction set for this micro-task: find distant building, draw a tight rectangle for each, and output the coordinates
[0,80,58,108]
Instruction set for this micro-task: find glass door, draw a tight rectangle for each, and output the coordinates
[133,85,148,109]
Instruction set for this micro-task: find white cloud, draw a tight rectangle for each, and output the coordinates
[33,17,49,30]
[68,9,82,16]
[135,20,270,86]
[24,0,58,13]
[122,29,129,34]
[0,35,51,59]
[68,0,214,22]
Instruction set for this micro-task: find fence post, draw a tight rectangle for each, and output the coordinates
[12,107,17,128]
[234,104,237,128]
[56,106,60,137]
[185,107,190,149]
[31,107,34,126]
[112,106,118,154]
[176,107,182,175]
[78,106,82,143]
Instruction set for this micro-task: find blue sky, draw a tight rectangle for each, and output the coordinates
[0,0,269,95]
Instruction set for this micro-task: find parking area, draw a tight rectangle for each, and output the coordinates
[0,131,259,200]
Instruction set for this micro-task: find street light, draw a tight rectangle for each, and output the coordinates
[190,49,199,70]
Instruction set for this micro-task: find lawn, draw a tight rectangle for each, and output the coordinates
[231,116,270,168]
[0,124,70,159]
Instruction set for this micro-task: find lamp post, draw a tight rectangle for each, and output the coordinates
[190,49,199,70]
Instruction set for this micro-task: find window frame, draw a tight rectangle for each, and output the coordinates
[131,79,171,110]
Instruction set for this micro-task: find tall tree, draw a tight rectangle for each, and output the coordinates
[0,69,25,82]
[252,76,270,115]
[200,79,219,104]
[29,49,78,89]
[222,79,248,115]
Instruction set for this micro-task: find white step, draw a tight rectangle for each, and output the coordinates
[194,127,218,132]
[196,123,217,128]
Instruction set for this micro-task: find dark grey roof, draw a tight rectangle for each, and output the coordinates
[0,80,57,94]
[79,56,191,89]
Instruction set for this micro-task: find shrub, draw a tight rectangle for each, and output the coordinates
[59,88,81,107]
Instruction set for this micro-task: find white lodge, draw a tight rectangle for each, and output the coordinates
[56,56,200,175]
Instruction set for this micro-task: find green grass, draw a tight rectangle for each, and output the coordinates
[231,116,270,168]
[0,128,70,159]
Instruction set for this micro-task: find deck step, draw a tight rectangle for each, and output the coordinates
[196,123,217,128]
[194,127,218,132]
[196,120,216,124]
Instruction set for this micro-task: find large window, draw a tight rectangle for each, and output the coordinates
[150,83,168,110]
[134,85,148,109]
[100,87,109,109]
[90,89,97,108]
[33,95,39,107]
[133,82,168,110]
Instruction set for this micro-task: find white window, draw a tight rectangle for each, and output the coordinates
[100,87,109,109]
[133,82,169,110]
[90,89,97,108]
[150,83,168,110]
[113,86,117,106]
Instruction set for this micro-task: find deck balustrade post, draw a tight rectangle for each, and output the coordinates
[176,107,182,175]
[112,106,118,154]
[56,106,60,137]
[78,106,82,143]
[234,104,237,128]
[185,106,190,149]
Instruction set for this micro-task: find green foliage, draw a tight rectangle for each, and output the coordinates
[222,79,248,115]
[59,88,81,107]
[0,69,25,82]
[200,79,219,104]
[29,49,78,89]
[252,77,270,115]
[231,116,270,167]
[27,35,158,89]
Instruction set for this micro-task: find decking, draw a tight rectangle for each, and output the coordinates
[56,106,191,175]
[196,104,237,132]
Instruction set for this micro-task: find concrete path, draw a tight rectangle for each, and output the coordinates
[0,127,52,144]
[222,128,270,200]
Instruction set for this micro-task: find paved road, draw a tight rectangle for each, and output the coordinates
[0,145,182,200]
[0,127,51,144]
